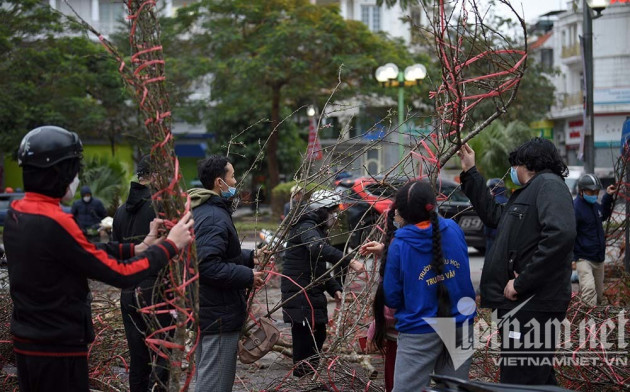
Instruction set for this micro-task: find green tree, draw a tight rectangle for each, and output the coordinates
[165,0,415,190]
[467,119,534,179]
[0,0,134,157]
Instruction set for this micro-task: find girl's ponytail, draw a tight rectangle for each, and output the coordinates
[429,209,451,317]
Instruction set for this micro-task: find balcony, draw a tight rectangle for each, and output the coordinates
[562,91,583,108]
[561,43,581,65]
[551,91,584,119]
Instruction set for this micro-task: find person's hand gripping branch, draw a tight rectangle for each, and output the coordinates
[457,143,476,173]
[137,212,194,253]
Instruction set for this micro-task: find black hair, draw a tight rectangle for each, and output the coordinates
[372,204,397,353]
[197,155,230,190]
[508,137,568,178]
[395,180,451,318]
[23,158,81,198]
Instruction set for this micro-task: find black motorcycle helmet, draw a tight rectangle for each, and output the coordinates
[18,126,83,198]
[577,174,602,192]
[486,178,506,196]
[18,126,82,168]
[486,178,505,189]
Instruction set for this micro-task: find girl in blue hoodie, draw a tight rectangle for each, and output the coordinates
[383,180,476,391]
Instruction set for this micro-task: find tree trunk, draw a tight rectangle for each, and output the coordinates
[267,85,281,191]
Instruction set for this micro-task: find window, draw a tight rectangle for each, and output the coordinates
[410,6,423,27]
[361,5,381,32]
[99,1,126,35]
[363,148,382,176]
[540,48,553,71]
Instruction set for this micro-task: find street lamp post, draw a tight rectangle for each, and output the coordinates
[375,63,427,161]
[582,0,609,174]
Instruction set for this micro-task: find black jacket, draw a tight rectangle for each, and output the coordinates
[461,167,576,312]
[112,182,155,245]
[71,196,107,231]
[191,190,254,334]
[4,192,178,352]
[281,211,344,325]
[112,182,159,289]
[573,193,613,263]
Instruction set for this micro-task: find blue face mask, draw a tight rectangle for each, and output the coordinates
[510,167,522,186]
[220,179,237,198]
[393,221,401,229]
[583,194,598,204]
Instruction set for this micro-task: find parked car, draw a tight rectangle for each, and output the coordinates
[436,180,486,254]
[334,176,486,253]
[0,192,25,227]
[1,193,72,227]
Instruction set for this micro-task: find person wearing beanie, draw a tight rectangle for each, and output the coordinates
[4,126,194,392]
[112,154,172,392]
[71,184,107,237]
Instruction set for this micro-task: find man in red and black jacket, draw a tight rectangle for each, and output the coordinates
[3,126,193,392]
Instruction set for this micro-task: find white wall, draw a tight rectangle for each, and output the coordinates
[339,0,414,43]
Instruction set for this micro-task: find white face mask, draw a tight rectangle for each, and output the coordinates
[83,196,91,203]
[62,175,80,203]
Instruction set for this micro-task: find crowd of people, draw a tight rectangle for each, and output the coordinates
[2,126,617,392]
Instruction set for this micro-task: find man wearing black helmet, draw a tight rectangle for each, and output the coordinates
[573,174,616,306]
[4,126,194,392]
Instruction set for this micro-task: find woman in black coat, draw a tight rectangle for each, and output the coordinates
[281,190,364,377]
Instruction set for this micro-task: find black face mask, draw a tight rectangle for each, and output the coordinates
[23,158,80,198]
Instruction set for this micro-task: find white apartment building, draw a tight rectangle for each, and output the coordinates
[541,2,630,168]
[314,0,429,176]
[48,0,211,161]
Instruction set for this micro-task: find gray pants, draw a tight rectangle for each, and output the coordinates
[576,258,605,306]
[393,328,472,392]
[194,332,240,392]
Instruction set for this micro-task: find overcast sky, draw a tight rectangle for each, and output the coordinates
[498,0,568,23]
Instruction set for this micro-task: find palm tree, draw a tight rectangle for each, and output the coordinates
[80,155,130,214]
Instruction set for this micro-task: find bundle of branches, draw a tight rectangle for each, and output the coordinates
[426,0,527,174]
[469,295,630,391]
[87,293,130,392]
[556,297,630,390]
[64,1,198,390]
[0,291,17,389]
[247,2,529,388]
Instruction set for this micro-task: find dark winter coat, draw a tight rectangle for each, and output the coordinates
[461,167,576,313]
[112,182,155,245]
[190,188,254,335]
[281,211,344,326]
[484,189,509,240]
[71,187,107,230]
[4,192,178,354]
[112,181,158,287]
[573,193,614,263]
